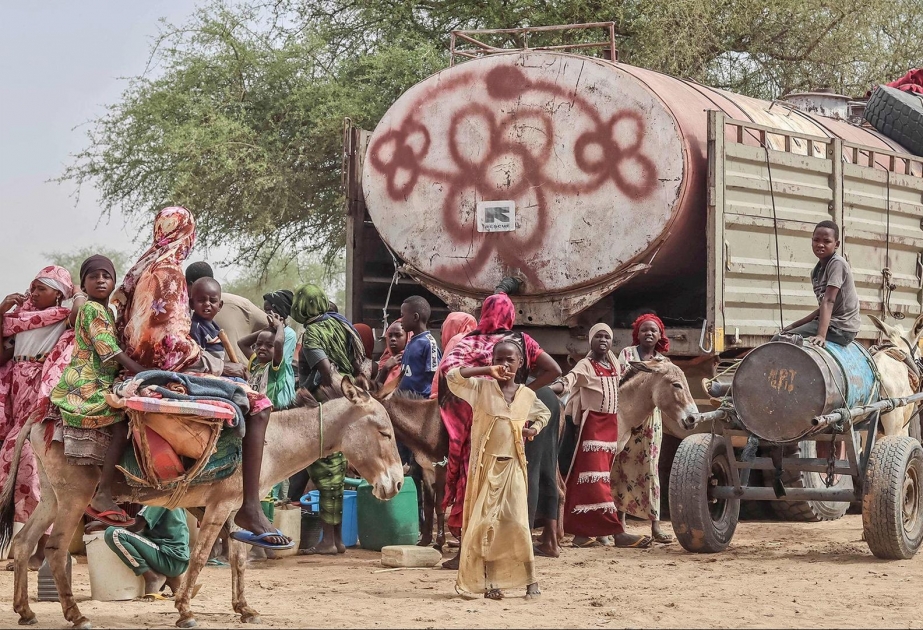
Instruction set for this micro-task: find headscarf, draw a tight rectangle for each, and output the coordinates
[587,322,620,366]
[440,312,477,350]
[2,266,75,336]
[263,289,294,320]
[79,255,116,288]
[470,293,515,335]
[429,312,477,398]
[112,207,201,371]
[631,313,670,354]
[354,323,375,358]
[291,284,365,376]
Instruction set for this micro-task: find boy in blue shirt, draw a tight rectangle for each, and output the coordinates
[398,295,441,397]
[396,296,441,467]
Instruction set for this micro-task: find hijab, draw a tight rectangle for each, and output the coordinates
[112,207,200,371]
[79,255,116,288]
[2,266,75,336]
[291,284,365,376]
[587,322,620,367]
[263,289,294,320]
[631,313,670,354]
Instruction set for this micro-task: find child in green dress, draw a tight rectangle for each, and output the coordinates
[50,255,147,526]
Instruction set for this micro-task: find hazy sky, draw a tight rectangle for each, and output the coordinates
[0,1,242,290]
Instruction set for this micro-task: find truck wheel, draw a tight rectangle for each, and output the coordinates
[669,434,739,553]
[863,436,923,559]
[864,86,923,157]
[762,440,850,522]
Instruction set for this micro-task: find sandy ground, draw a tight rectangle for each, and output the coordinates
[1,515,922,629]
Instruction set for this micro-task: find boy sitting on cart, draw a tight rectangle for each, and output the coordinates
[782,220,861,348]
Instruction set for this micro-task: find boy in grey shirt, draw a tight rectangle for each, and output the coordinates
[783,220,861,346]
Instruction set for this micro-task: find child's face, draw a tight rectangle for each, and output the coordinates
[386,322,407,353]
[190,286,223,321]
[812,227,838,260]
[492,343,523,382]
[254,331,275,363]
[83,270,115,301]
[400,303,419,328]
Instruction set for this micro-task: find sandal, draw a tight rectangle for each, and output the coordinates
[572,536,601,548]
[84,506,135,528]
[485,588,504,600]
[616,534,653,549]
[653,531,675,544]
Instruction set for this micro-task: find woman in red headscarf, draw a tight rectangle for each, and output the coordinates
[437,293,561,567]
[0,265,76,568]
[616,313,673,544]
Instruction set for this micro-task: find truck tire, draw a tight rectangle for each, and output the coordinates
[669,434,739,553]
[863,436,923,559]
[762,440,851,522]
[864,86,923,157]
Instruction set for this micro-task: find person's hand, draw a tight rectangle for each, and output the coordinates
[522,426,538,441]
[489,365,514,382]
[222,362,247,379]
[267,311,285,329]
[383,352,403,370]
[807,336,826,348]
[293,388,317,407]
[0,293,26,311]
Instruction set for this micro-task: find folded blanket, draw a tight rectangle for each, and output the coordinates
[114,370,250,427]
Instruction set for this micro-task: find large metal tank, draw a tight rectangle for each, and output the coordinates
[731,341,878,442]
[363,51,901,324]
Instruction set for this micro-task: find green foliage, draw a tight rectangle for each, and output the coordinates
[62,0,923,276]
[45,246,131,289]
[222,252,345,314]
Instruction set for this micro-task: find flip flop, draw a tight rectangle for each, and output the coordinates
[230,529,294,551]
[616,535,653,549]
[206,557,229,567]
[84,506,136,528]
[140,592,172,602]
[573,538,601,548]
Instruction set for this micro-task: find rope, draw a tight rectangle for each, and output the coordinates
[763,145,785,330]
[380,242,402,331]
[882,171,903,319]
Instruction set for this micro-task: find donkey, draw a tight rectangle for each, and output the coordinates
[2,379,402,629]
[615,360,700,454]
[379,392,448,549]
[869,313,923,436]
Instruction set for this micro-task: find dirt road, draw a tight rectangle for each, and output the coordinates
[1,515,921,628]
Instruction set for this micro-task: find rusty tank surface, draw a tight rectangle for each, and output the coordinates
[362,50,901,326]
[731,339,879,442]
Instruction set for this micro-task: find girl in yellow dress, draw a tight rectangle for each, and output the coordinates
[447,338,550,600]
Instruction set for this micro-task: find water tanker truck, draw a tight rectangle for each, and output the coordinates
[342,24,923,545]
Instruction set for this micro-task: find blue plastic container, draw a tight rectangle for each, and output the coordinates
[300,489,358,548]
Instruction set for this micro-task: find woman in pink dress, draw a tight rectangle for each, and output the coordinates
[0,265,75,569]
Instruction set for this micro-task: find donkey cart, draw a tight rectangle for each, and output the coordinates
[675,336,923,559]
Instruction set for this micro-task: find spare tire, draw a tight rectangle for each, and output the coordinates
[864,86,923,157]
[762,440,851,522]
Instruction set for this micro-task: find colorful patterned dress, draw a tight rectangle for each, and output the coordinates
[614,345,664,521]
[51,301,124,429]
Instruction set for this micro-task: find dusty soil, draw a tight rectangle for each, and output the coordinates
[1,515,921,629]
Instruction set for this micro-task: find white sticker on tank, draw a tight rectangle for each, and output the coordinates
[476,201,515,232]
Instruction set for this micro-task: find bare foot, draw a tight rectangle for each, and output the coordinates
[164,576,183,595]
[525,582,541,599]
[142,570,167,596]
[441,552,460,570]
[5,557,41,572]
[485,588,504,600]
[233,506,289,546]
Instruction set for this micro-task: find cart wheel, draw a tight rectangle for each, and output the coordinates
[669,434,739,553]
[863,436,923,559]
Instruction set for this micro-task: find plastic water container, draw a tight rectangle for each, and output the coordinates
[83,531,145,601]
[266,505,301,559]
[356,476,419,552]
[300,490,358,547]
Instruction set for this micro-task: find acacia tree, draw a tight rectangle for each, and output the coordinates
[62,0,923,270]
